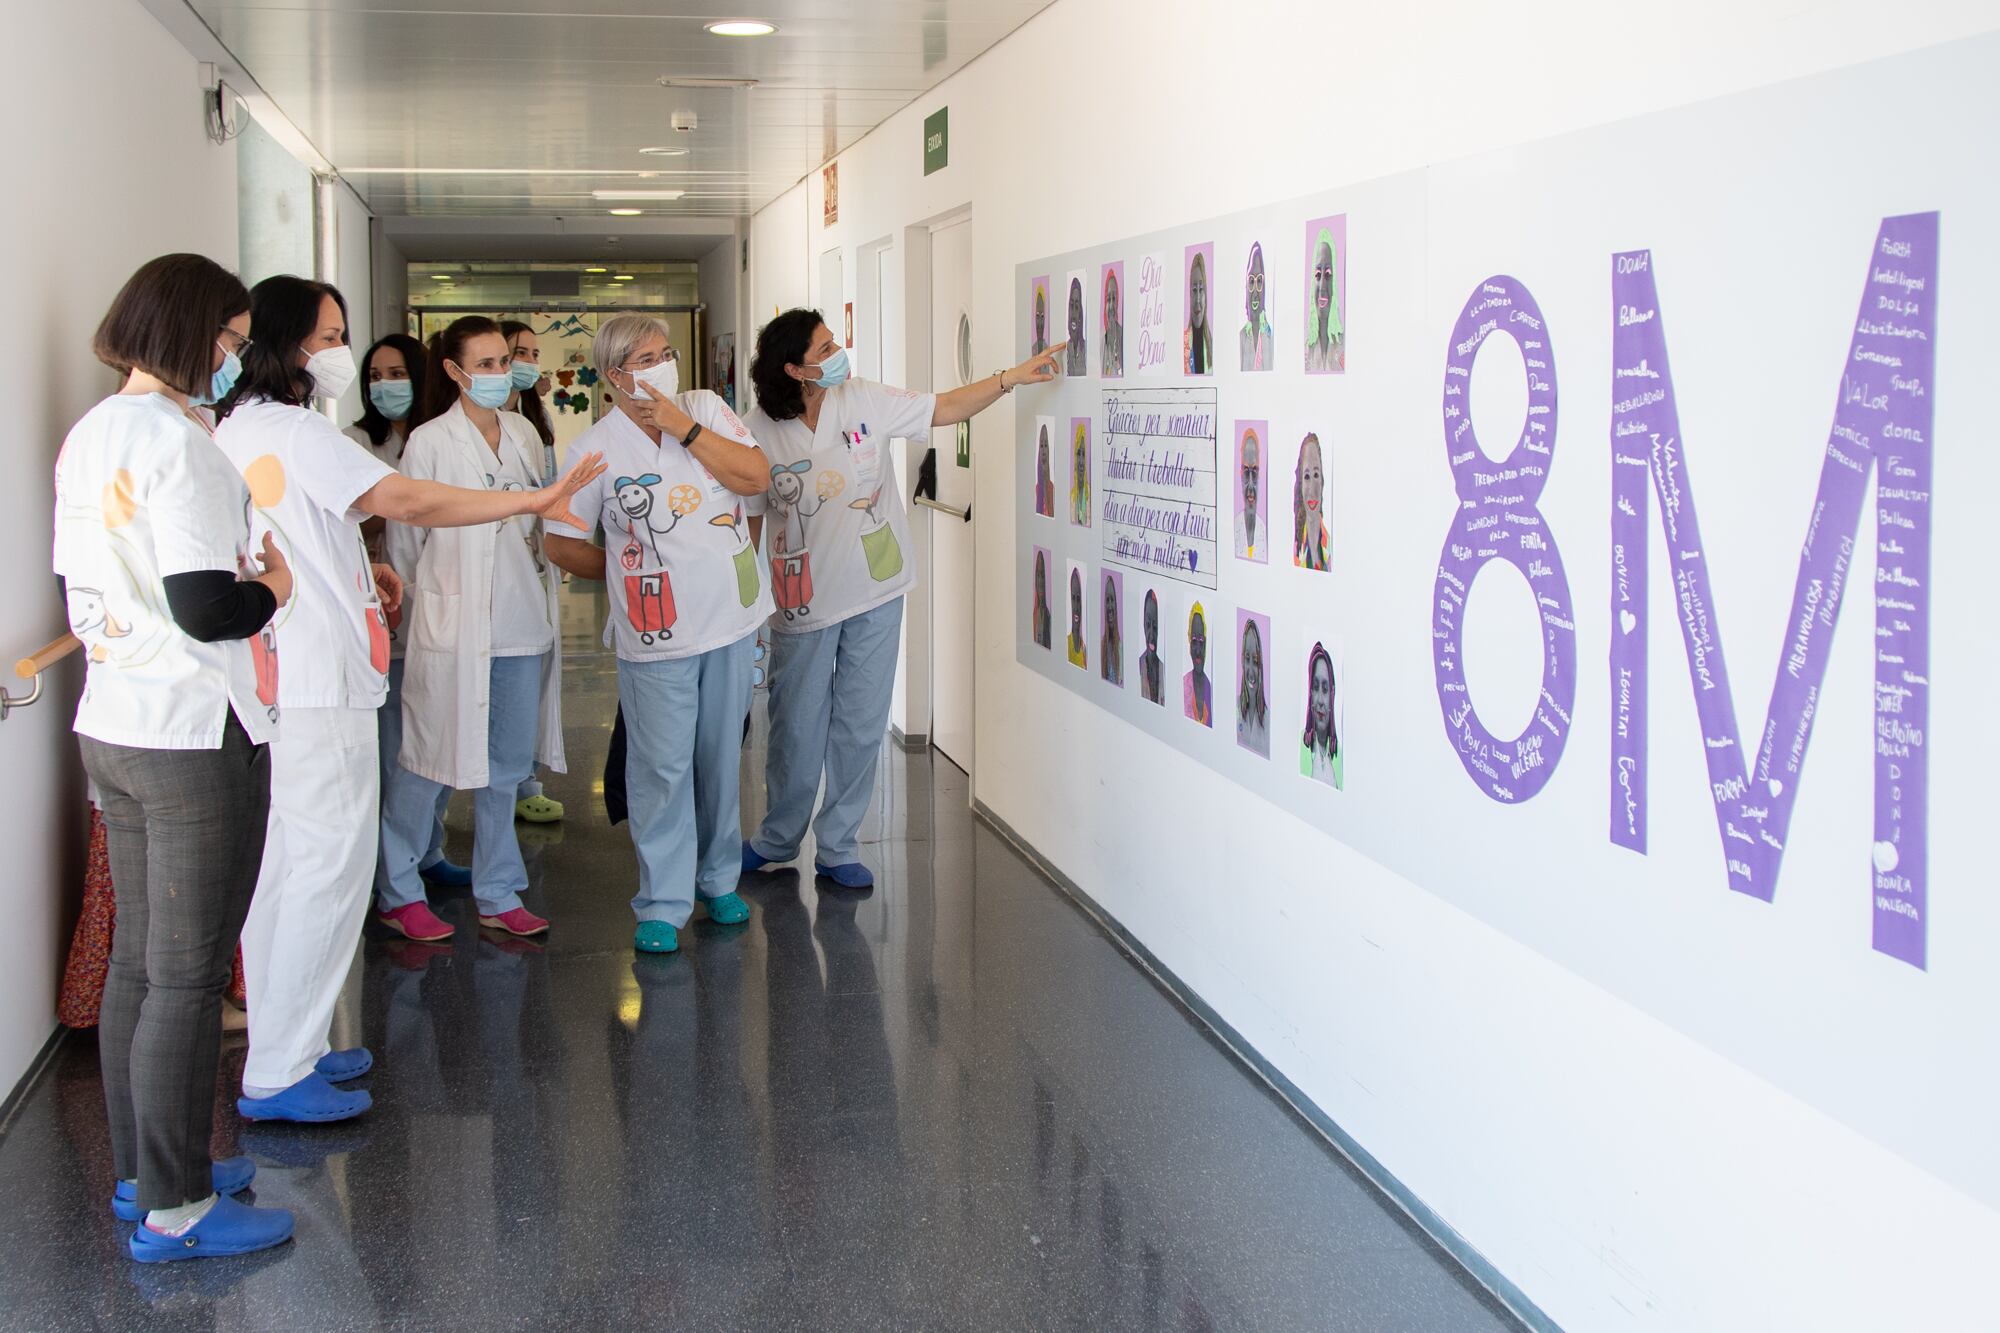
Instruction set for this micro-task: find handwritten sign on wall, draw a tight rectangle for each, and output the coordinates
[1133,252,1168,375]
[1100,386,1217,589]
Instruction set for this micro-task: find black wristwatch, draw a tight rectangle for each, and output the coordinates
[680,421,702,449]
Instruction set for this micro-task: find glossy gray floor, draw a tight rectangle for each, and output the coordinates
[0,606,1522,1332]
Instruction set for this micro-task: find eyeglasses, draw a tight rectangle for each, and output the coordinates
[218,328,253,356]
[621,348,679,373]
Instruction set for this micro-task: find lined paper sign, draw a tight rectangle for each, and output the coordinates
[1100,386,1218,589]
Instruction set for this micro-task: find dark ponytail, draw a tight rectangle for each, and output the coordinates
[415,315,503,427]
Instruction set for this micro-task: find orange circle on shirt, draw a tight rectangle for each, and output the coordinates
[243,455,288,507]
[101,470,138,528]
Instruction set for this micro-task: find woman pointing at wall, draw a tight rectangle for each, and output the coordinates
[740,308,1062,889]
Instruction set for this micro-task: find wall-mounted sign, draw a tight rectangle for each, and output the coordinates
[924,107,949,176]
[822,162,838,227]
[956,420,970,469]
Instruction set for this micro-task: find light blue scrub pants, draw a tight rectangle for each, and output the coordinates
[749,597,903,868]
[618,631,757,928]
[376,657,450,894]
[379,652,546,917]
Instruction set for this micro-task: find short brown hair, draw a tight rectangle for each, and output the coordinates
[92,254,250,398]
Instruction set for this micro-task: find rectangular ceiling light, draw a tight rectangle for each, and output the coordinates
[591,189,687,201]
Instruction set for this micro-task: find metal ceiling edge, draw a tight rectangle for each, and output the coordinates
[132,0,375,220]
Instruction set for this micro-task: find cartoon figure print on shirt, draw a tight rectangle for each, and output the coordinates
[849,478,904,583]
[767,459,827,621]
[613,473,704,644]
[709,502,762,609]
[57,466,173,670]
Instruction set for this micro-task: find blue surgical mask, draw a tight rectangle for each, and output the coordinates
[369,379,415,420]
[806,346,850,389]
[463,373,513,410]
[194,345,241,407]
[509,360,542,390]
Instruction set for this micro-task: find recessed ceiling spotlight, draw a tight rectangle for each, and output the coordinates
[432,274,455,281]
[585,267,607,273]
[607,208,644,217]
[638,147,690,157]
[703,19,776,37]
[613,275,636,281]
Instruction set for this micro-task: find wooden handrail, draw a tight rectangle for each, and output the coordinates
[15,633,81,680]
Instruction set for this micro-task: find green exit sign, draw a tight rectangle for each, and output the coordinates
[923,107,949,176]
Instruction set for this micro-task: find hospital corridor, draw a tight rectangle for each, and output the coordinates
[0,2,1994,1330]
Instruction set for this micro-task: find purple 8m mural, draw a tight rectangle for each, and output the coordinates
[1433,277,1578,802]
[1608,214,1938,968]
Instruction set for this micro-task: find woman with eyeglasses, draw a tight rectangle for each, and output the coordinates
[55,254,293,1259]
[377,316,601,943]
[739,308,1061,889]
[544,314,772,954]
[211,280,602,1123]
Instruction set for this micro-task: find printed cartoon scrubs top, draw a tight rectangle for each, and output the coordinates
[216,398,396,709]
[545,390,773,661]
[52,393,280,749]
[742,377,935,633]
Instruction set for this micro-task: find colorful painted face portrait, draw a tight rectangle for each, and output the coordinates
[1065,270,1088,375]
[1235,609,1271,759]
[1235,419,1268,564]
[1184,243,1215,376]
[1099,568,1124,688]
[1030,546,1052,649]
[1241,241,1274,372]
[1065,560,1088,670]
[1293,432,1330,572]
[1303,214,1346,374]
[1070,418,1092,528]
[1301,639,1343,789]
[1100,262,1125,379]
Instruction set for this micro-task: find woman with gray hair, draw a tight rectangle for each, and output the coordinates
[544,314,772,954]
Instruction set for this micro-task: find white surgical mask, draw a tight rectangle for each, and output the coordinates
[630,357,679,402]
[304,344,358,400]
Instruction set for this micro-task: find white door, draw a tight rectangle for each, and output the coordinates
[929,216,976,772]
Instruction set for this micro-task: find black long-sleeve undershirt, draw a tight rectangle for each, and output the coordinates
[161,570,277,643]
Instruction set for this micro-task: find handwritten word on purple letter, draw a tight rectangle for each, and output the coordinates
[1433,277,1577,802]
[1606,214,1937,967]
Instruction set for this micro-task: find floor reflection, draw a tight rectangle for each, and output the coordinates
[0,625,1521,1331]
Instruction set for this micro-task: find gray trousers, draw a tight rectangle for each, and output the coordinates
[82,716,270,1211]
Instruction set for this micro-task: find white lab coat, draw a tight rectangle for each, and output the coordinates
[384,401,565,789]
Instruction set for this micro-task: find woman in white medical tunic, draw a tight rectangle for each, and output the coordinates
[739,308,1061,888]
[545,314,771,954]
[214,280,601,1124]
[377,316,600,941]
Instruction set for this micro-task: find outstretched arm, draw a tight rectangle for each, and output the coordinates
[358,451,607,530]
[933,344,1064,427]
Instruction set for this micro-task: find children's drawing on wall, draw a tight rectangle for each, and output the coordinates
[1300,639,1343,789]
[1235,608,1271,759]
[1138,587,1165,706]
[1065,270,1088,376]
[1030,546,1052,650]
[1183,243,1215,376]
[1099,568,1124,688]
[1033,417,1056,518]
[767,459,828,622]
[1292,431,1330,571]
[1234,420,1267,564]
[1184,600,1213,727]
[1240,241,1275,371]
[1303,215,1346,374]
[1100,261,1125,379]
[1065,560,1088,670]
[1069,417,1092,528]
[1031,275,1051,355]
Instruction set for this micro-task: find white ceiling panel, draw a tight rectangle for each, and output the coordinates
[185,0,1052,221]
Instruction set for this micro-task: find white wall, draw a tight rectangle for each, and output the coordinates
[696,231,741,401]
[0,0,239,1093]
[750,2,2000,1329]
[328,181,375,425]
